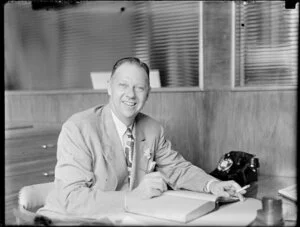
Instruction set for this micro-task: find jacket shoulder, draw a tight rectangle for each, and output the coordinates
[136,112,162,133]
[64,105,103,128]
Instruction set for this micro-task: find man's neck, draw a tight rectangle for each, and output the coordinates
[109,106,134,127]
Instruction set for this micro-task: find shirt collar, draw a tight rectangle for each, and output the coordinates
[110,110,135,143]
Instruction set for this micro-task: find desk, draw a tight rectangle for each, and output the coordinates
[252,175,297,200]
[51,175,297,226]
[5,126,297,225]
[5,126,61,224]
[251,175,297,226]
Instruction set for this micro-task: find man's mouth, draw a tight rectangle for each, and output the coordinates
[123,101,136,107]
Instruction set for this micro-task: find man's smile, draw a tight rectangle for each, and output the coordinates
[123,100,136,107]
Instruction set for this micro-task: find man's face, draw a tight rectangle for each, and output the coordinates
[108,62,150,126]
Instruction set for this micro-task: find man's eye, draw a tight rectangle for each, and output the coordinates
[136,86,145,92]
[119,83,127,88]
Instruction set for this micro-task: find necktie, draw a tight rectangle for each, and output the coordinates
[124,128,134,185]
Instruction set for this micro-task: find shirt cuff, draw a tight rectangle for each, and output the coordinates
[205,179,220,193]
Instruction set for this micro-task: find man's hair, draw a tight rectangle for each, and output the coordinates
[111,57,150,79]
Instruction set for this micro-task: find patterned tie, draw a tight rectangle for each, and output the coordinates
[124,128,134,184]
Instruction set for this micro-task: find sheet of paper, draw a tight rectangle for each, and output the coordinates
[278,184,297,202]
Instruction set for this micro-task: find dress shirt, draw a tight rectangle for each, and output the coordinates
[110,110,135,151]
[111,110,217,193]
[110,110,135,191]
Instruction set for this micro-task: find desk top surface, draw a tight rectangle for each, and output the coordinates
[5,126,297,225]
[52,176,297,226]
[253,175,297,200]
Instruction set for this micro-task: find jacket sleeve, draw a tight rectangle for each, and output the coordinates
[53,120,125,218]
[154,125,218,193]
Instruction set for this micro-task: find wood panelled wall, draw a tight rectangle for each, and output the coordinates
[5,89,297,177]
[5,2,297,179]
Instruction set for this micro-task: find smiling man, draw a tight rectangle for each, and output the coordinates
[108,57,150,127]
[37,57,245,221]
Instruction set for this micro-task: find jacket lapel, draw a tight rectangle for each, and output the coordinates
[96,104,128,190]
[131,116,150,190]
[96,104,150,191]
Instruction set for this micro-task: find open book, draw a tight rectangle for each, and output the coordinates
[124,190,239,223]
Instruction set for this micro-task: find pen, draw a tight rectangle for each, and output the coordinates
[236,184,250,193]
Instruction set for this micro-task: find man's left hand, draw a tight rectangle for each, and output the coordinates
[209,180,246,201]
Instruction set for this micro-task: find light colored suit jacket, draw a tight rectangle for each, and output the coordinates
[38,104,216,219]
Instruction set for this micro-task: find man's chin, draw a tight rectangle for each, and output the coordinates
[122,111,138,120]
[124,112,137,119]
[122,106,138,114]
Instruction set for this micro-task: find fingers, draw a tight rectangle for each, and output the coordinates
[210,180,246,202]
[147,173,168,194]
[149,188,163,198]
[145,171,168,191]
[150,181,167,193]
[214,189,231,198]
[235,192,245,201]
[224,183,239,196]
[224,181,246,201]
[230,181,247,194]
[132,171,168,199]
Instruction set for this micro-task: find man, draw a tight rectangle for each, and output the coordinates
[38,57,245,220]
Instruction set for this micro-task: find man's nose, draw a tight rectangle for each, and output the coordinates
[125,86,135,98]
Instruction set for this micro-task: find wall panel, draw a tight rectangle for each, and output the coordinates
[203,1,232,90]
[201,90,297,176]
[145,92,204,166]
[5,90,297,177]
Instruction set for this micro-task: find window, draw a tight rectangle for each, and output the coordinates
[5,1,201,90]
[132,1,201,87]
[235,1,298,88]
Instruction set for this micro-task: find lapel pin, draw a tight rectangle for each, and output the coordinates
[144,148,152,160]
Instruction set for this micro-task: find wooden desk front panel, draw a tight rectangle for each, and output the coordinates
[5,132,59,224]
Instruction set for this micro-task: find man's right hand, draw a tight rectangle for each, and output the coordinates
[127,171,168,199]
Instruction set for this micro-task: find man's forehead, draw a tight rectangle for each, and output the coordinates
[115,62,145,73]
[113,63,149,80]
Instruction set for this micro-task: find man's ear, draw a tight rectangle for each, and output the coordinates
[107,79,112,96]
[146,86,151,100]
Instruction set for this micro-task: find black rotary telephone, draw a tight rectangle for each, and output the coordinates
[210,151,260,187]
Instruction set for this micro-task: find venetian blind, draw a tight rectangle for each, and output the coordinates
[5,1,136,90]
[56,1,135,89]
[235,1,298,87]
[5,1,200,89]
[132,1,200,87]
[5,2,61,90]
